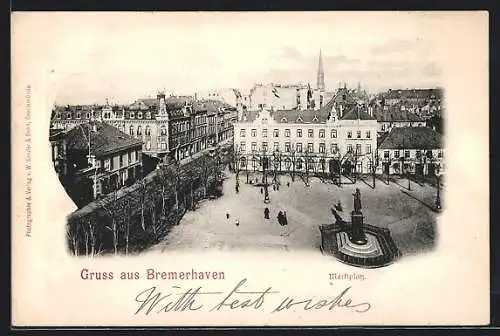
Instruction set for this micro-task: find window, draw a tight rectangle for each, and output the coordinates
[131,151,136,163]
[308,129,314,138]
[319,129,325,138]
[146,141,151,150]
[120,155,124,168]
[56,113,61,119]
[438,150,443,158]
[426,151,433,158]
[86,113,90,119]
[76,112,81,119]
[331,143,339,154]
[319,143,325,153]
[138,112,143,119]
[262,118,268,124]
[296,143,303,152]
[251,129,257,137]
[285,142,291,152]
[404,150,410,158]
[137,126,142,135]
[394,150,400,158]
[331,130,337,138]
[274,142,279,152]
[130,112,135,118]
[160,126,166,136]
[145,126,151,136]
[384,150,389,158]
[104,159,111,171]
[307,143,314,153]
[285,129,290,137]
[297,129,302,137]
[161,142,167,150]
[240,142,246,152]
[240,129,246,137]
[416,150,422,158]
[146,112,151,119]
[273,129,279,137]
[357,130,361,138]
[67,113,71,119]
[366,131,371,138]
[262,129,268,137]
[129,126,134,136]
[262,142,268,152]
[347,144,353,153]
[366,144,372,154]
[296,158,303,169]
[128,151,132,164]
[356,144,362,155]
[251,142,257,151]
[347,131,352,139]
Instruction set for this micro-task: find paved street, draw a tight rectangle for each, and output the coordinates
[150,170,440,256]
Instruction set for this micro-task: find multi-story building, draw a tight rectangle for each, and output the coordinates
[55,121,143,207]
[377,126,444,176]
[382,88,443,107]
[371,103,427,134]
[234,95,378,176]
[246,51,328,112]
[50,93,238,165]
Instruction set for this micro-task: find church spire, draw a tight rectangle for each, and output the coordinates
[316,49,325,91]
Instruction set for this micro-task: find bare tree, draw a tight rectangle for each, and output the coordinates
[101,190,120,255]
[84,214,98,257]
[67,221,80,256]
[154,166,170,217]
[272,150,282,186]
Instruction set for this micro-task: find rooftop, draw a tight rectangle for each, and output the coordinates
[64,122,143,157]
[378,127,442,150]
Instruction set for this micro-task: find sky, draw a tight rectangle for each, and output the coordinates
[24,12,448,105]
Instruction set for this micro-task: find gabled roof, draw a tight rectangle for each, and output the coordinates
[373,104,424,122]
[339,106,376,121]
[384,88,443,100]
[378,127,442,150]
[64,122,142,157]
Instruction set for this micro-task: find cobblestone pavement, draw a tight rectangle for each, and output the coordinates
[150,171,440,256]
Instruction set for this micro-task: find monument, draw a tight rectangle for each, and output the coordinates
[350,188,368,245]
[318,188,401,268]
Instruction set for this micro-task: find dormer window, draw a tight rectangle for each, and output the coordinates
[138,112,143,119]
[67,113,71,119]
[86,113,90,119]
[296,117,303,123]
[312,116,319,122]
[281,117,287,123]
[146,112,151,119]
[56,113,61,119]
[130,112,135,119]
[76,112,81,119]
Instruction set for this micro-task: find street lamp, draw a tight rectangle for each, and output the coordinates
[435,165,442,211]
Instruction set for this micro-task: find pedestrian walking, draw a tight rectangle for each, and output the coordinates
[277,211,284,226]
[226,212,230,220]
[235,218,239,226]
[287,182,290,187]
[277,184,280,191]
[264,207,270,219]
[260,187,263,194]
[273,184,276,191]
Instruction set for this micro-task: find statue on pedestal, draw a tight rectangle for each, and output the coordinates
[350,188,368,245]
[353,188,362,213]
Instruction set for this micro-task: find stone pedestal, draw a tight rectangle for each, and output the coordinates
[350,211,368,245]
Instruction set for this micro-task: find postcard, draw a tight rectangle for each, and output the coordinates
[11,11,489,326]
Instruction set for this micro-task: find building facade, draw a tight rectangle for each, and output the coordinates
[51,93,238,165]
[56,122,144,207]
[377,126,444,176]
[234,98,378,176]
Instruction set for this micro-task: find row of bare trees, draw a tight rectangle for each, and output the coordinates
[66,152,225,256]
